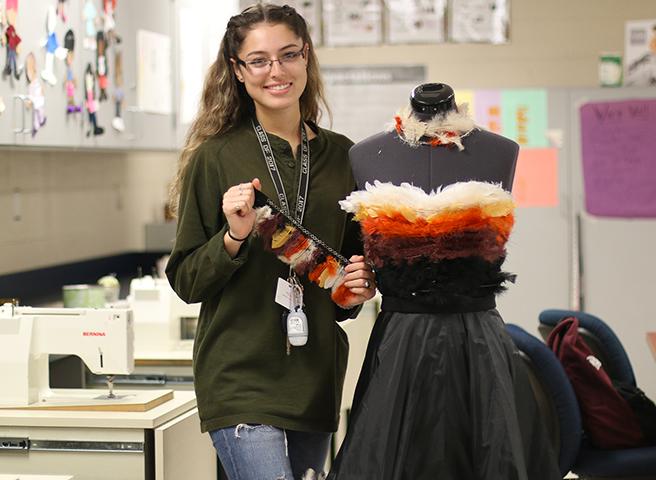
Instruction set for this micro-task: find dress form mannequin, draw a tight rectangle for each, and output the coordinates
[349,83,518,191]
[329,83,560,479]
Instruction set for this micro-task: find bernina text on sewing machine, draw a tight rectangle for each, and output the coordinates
[0,303,134,407]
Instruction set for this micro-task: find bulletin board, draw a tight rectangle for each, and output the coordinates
[320,65,426,142]
[579,98,656,218]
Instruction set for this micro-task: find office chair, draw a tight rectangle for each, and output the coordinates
[505,323,582,477]
[538,309,636,386]
[535,311,656,478]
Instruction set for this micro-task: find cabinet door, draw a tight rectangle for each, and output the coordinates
[573,87,656,399]
[1,0,86,147]
[173,1,241,150]
[154,407,216,480]
[81,0,177,151]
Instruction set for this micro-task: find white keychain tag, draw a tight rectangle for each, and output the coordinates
[275,277,293,310]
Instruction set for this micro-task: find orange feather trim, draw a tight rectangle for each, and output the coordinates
[360,209,514,239]
[394,116,403,135]
[331,282,356,307]
[308,256,340,288]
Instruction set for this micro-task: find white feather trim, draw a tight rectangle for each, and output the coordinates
[254,205,274,227]
[339,181,513,217]
[388,103,477,150]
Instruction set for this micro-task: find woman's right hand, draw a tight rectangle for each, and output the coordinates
[222,178,261,241]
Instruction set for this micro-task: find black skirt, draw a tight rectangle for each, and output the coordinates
[328,308,560,480]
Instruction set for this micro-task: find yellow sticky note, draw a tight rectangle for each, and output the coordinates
[455,89,475,116]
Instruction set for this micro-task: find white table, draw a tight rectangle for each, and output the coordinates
[0,391,215,480]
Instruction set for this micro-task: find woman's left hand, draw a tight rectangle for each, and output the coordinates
[340,255,377,307]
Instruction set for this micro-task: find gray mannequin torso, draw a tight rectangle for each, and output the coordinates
[349,128,519,191]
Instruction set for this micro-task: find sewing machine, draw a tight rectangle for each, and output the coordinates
[0,303,133,408]
[127,276,200,354]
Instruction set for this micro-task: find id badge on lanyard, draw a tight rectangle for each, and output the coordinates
[253,118,311,355]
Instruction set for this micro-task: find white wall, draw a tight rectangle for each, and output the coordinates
[0,149,176,275]
[318,0,654,88]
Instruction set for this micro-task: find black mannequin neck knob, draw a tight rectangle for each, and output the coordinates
[410,83,457,120]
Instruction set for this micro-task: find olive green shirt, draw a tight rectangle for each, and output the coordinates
[166,121,361,433]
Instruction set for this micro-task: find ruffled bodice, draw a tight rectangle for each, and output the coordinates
[340,181,515,311]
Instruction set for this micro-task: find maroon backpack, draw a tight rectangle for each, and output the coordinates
[546,316,644,449]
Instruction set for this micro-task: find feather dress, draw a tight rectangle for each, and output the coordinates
[328,181,560,480]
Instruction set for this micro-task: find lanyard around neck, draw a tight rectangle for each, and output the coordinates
[252,118,310,224]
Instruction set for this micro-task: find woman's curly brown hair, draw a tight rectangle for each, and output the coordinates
[168,3,329,215]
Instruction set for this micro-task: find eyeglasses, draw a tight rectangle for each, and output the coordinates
[236,47,306,75]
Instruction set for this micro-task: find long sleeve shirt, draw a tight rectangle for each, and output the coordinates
[166,121,362,433]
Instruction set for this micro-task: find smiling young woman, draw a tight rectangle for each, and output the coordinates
[166,4,376,479]
[231,23,311,145]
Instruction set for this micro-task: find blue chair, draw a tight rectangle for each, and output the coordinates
[538,309,635,386]
[536,310,656,479]
[505,323,583,477]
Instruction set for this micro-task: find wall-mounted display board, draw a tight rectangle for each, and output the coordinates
[320,64,425,142]
[580,98,656,218]
[0,0,177,151]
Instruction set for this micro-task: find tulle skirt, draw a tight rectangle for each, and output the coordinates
[329,308,560,480]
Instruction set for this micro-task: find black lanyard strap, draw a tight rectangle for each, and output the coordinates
[252,118,310,224]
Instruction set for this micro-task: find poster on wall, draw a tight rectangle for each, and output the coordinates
[473,89,502,133]
[239,0,322,46]
[512,148,559,207]
[137,30,172,115]
[454,89,474,115]
[580,99,656,217]
[323,0,383,47]
[448,0,509,44]
[385,0,446,44]
[320,65,426,142]
[624,19,656,87]
[500,89,548,148]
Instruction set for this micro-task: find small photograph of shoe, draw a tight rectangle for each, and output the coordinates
[111,116,125,132]
[41,70,57,86]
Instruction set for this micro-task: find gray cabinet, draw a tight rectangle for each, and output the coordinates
[569,87,656,399]
[0,0,176,150]
[0,392,217,480]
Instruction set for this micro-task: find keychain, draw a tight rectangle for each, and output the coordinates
[286,273,308,354]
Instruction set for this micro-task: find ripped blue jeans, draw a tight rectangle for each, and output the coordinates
[210,424,331,480]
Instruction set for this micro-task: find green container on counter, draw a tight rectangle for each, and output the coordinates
[62,284,106,308]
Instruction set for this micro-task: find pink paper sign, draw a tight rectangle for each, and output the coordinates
[512,148,559,207]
